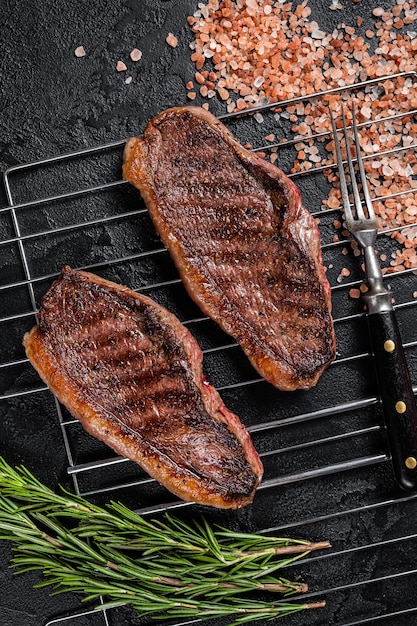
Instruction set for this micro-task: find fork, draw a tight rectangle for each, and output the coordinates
[330,103,417,491]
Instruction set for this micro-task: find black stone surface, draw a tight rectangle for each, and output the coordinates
[1,1,417,626]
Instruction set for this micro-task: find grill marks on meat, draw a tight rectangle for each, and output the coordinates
[23,267,263,509]
[123,106,336,391]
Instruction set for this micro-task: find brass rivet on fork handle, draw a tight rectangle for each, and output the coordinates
[384,340,396,353]
[329,102,417,491]
[405,457,417,470]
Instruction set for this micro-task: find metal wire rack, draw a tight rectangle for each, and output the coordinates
[2,71,417,626]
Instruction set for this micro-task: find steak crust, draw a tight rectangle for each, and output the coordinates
[123,106,336,391]
[23,267,263,509]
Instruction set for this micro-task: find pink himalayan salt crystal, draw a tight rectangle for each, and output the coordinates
[166,33,179,48]
[130,48,142,62]
[116,60,127,72]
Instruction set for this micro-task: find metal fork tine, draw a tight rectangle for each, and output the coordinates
[329,107,354,224]
[341,106,366,222]
[351,102,376,220]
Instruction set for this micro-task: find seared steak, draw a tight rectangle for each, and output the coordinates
[123,106,336,391]
[23,267,263,509]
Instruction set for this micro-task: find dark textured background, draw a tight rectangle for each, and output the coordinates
[1,1,416,625]
[1,4,199,624]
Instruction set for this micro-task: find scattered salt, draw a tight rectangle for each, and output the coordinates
[130,48,142,62]
[253,76,264,88]
[74,46,86,58]
[166,33,179,48]
[186,0,417,274]
[372,7,385,17]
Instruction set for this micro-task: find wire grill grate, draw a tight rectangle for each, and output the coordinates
[2,72,417,626]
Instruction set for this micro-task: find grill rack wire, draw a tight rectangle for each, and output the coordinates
[1,71,417,626]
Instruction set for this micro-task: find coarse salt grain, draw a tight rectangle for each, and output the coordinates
[116,61,127,72]
[166,33,179,48]
[217,86,229,100]
[74,46,86,57]
[372,7,385,17]
[312,28,326,39]
[130,48,142,62]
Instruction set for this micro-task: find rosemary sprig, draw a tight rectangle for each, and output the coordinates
[0,457,329,625]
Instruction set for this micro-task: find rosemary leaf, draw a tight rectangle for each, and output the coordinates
[0,456,329,624]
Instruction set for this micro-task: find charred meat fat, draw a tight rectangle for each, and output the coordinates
[123,106,336,391]
[23,267,263,509]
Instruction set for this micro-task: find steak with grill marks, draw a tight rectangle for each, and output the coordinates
[23,267,263,509]
[123,106,336,391]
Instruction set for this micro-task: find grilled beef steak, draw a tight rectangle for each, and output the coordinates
[23,267,263,509]
[123,106,336,391]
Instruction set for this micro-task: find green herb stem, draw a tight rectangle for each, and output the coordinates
[0,457,328,625]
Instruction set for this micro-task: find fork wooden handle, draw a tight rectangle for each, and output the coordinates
[367,310,417,490]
